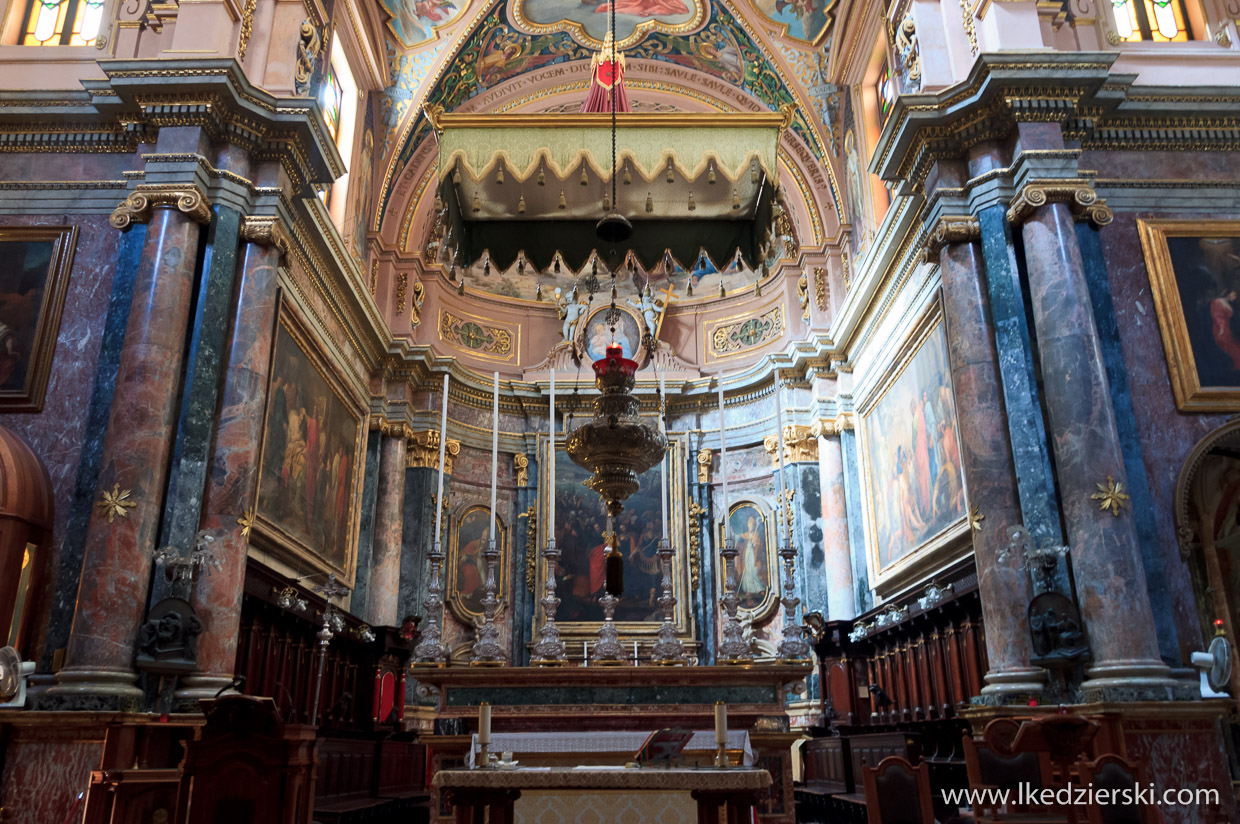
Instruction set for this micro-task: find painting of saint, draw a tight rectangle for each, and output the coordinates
[581,306,643,361]
[450,507,506,617]
[748,0,831,43]
[380,0,464,47]
[727,503,773,612]
[550,449,667,623]
[257,321,362,576]
[861,320,965,571]
[512,0,701,47]
[0,227,75,411]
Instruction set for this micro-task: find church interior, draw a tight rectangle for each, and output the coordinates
[0,0,1239,817]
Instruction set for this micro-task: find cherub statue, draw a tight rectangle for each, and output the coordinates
[554,286,587,342]
[625,284,666,342]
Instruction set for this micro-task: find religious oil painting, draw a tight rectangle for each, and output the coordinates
[580,305,642,362]
[0,226,76,412]
[510,0,705,47]
[723,501,777,617]
[540,440,688,635]
[448,505,508,621]
[381,0,467,47]
[859,309,966,575]
[1139,220,1240,411]
[748,0,833,44]
[256,311,364,582]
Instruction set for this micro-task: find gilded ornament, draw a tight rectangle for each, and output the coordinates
[408,430,461,474]
[1215,27,1233,47]
[687,500,706,588]
[1090,475,1131,517]
[960,0,978,55]
[396,271,408,312]
[514,454,529,487]
[110,185,212,229]
[411,277,425,330]
[295,20,322,96]
[520,506,537,593]
[239,216,291,259]
[895,12,921,87]
[922,215,981,262]
[797,274,810,320]
[763,425,819,464]
[98,484,137,524]
[238,509,256,538]
[1006,179,1112,227]
[968,504,984,531]
[696,449,712,484]
[814,266,828,311]
[841,251,852,292]
[237,0,258,61]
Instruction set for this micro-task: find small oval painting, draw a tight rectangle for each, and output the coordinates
[581,306,643,362]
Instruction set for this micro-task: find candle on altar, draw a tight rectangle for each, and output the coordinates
[659,372,668,541]
[774,375,788,543]
[549,368,556,540]
[479,702,491,745]
[490,371,499,531]
[633,640,639,664]
[583,640,589,665]
[714,701,727,745]
[434,374,449,542]
[717,373,729,542]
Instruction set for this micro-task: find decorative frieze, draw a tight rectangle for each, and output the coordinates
[710,305,784,356]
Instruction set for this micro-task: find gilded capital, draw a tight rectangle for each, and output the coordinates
[407,429,461,473]
[695,449,712,484]
[922,215,981,263]
[1006,180,1112,227]
[514,454,529,487]
[762,424,819,465]
[110,184,212,230]
[240,215,292,259]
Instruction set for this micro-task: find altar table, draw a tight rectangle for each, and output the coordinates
[433,766,771,824]
[464,729,754,767]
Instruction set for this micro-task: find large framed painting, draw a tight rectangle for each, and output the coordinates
[447,505,509,622]
[510,0,706,48]
[255,305,365,583]
[719,501,778,619]
[857,300,968,589]
[536,436,689,638]
[1139,220,1240,411]
[0,226,76,412]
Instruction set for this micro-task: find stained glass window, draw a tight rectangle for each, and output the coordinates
[876,63,896,129]
[1112,0,1192,41]
[21,0,105,45]
[321,66,344,143]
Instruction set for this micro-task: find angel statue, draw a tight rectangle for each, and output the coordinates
[554,287,588,342]
[626,284,666,343]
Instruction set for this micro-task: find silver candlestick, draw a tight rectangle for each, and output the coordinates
[470,538,507,665]
[651,537,687,664]
[310,574,350,726]
[532,539,567,664]
[592,590,627,664]
[717,536,752,663]
[776,540,811,662]
[413,540,448,665]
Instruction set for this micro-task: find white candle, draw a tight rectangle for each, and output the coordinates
[715,701,727,745]
[583,640,589,665]
[479,702,491,745]
[490,371,499,532]
[634,640,639,664]
[434,374,449,542]
[659,372,668,541]
[775,375,788,543]
[717,373,729,542]
[550,368,556,541]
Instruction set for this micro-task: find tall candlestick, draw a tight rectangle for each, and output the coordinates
[717,373,729,539]
[775,375,788,543]
[490,371,499,527]
[434,373,449,539]
[659,372,668,541]
[715,701,728,744]
[479,702,491,744]
[549,368,556,533]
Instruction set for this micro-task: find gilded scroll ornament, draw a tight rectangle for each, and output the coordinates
[411,277,425,330]
[696,449,712,484]
[687,500,705,588]
[960,0,978,55]
[238,508,256,538]
[968,504,984,531]
[237,0,258,61]
[896,12,921,87]
[797,274,810,320]
[396,271,407,312]
[1090,475,1131,517]
[520,506,537,593]
[408,429,461,474]
[98,484,137,524]
[923,215,981,262]
[814,266,828,311]
[1006,180,1113,227]
[711,305,784,355]
[763,425,819,464]
[295,20,322,96]
[110,185,212,229]
[239,216,291,258]
[514,454,529,487]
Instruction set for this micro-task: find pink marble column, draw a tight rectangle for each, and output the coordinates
[179,225,283,699]
[816,428,854,622]
[49,199,208,707]
[935,221,1045,700]
[367,429,407,627]
[1016,196,1177,699]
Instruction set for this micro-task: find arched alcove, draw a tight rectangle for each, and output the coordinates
[0,424,53,657]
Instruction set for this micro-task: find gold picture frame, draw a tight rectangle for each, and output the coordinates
[0,226,77,412]
[855,297,970,594]
[718,500,780,621]
[253,301,366,585]
[446,505,509,624]
[535,433,691,640]
[1138,219,1240,411]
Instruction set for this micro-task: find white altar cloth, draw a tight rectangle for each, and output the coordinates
[467,729,754,767]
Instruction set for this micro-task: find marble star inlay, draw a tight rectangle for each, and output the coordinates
[97,484,137,524]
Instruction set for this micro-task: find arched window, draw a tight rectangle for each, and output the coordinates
[875,62,896,130]
[1112,0,1194,40]
[20,0,105,45]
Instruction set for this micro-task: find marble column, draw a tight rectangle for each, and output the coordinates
[1010,186,1178,699]
[179,219,285,700]
[367,427,408,627]
[814,425,854,623]
[839,429,872,615]
[48,189,211,708]
[932,216,1044,700]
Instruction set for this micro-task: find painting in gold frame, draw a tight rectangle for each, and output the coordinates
[1138,219,1240,411]
[856,298,968,591]
[447,505,509,623]
[0,226,76,412]
[254,303,365,585]
[718,500,779,620]
[535,434,690,638]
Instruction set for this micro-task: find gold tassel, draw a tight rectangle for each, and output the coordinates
[751,162,759,184]
[666,165,674,184]
[496,166,504,184]
[603,194,611,212]
[518,194,526,214]
[645,193,653,213]
[453,164,461,184]
[623,167,631,185]
[558,189,567,210]
[472,193,481,213]
[688,192,696,211]
[732,190,740,211]
[580,167,589,186]
[537,167,545,186]
[708,166,716,184]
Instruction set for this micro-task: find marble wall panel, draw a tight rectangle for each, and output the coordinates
[1122,720,1235,824]
[0,727,103,824]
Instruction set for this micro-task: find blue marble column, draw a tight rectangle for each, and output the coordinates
[817,429,855,622]
[512,452,536,666]
[350,430,383,619]
[368,430,408,627]
[691,445,716,665]
[839,429,872,616]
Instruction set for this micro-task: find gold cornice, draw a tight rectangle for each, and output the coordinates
[1006,179,1113,226]
[369,415,418,441]
[109,183,212,229]
[922,214,981,262]
[240,215,292,259]
[762,424,819,465]
[407,428,461,473]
